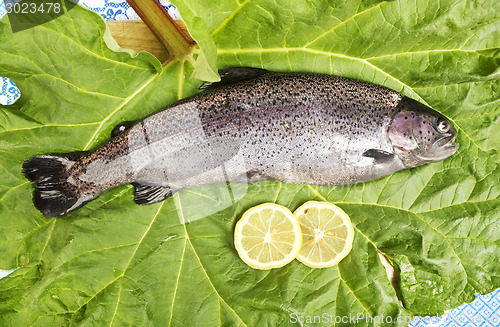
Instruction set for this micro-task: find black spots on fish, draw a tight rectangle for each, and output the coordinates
[140,122,151,145]
[207,103,218,111]
[193,72,405,172]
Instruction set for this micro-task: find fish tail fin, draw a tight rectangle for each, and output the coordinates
[22,154,83,218]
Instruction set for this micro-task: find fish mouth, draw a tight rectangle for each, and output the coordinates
[417,134,459,162]
[433,134,457,149]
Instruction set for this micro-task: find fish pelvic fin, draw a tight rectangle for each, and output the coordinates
[132,183,173,205]
[22,154,86,218]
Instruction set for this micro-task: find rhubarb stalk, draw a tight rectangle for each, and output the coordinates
[126,0,196,63]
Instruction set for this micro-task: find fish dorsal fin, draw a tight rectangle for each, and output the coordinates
[199,67,269,90]
[132,183,173,205]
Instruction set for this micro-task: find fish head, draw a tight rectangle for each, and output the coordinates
[388,97,459,167]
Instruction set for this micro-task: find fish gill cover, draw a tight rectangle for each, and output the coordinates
[0,0,498,326]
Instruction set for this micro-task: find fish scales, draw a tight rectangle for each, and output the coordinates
[84,74,394,185]
[22,69,458,217]
[133,73,402,185]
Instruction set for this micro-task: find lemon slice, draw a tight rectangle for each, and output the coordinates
[294,201,354,268]
[234,203,302,270]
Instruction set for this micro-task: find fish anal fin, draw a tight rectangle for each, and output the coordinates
[362,149,395,163]
[132,183,173,205]
[199,67,269,90]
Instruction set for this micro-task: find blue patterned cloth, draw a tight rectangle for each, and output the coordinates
[79,0,181,21]
[0,0,179,105]
[0,0,22,105]
[0,76,20,105]
[411,289,500,326]
[0,1,498,326]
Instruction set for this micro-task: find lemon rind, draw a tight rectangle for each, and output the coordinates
[294,201,354,269]
[234,203,303,270]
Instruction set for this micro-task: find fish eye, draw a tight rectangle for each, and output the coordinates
[436,119,451,133]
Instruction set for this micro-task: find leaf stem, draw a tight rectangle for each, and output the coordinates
[126,0,196,62]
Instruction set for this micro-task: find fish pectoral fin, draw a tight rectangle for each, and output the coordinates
[111,121,135,138]
[199,67,269,90]
[132,183,173,205]
[362,149,395,164]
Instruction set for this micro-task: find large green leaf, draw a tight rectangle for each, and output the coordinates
[0,0,499,326]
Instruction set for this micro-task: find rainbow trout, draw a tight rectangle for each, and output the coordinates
[23,68,458,217]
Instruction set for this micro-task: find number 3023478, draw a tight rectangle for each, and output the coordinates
[6,2,62,14]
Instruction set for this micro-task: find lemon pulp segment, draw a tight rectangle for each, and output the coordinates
[234,203,302,270]
[294,201,354,268]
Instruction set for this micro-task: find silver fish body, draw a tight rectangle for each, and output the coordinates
[23,70,458,217]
